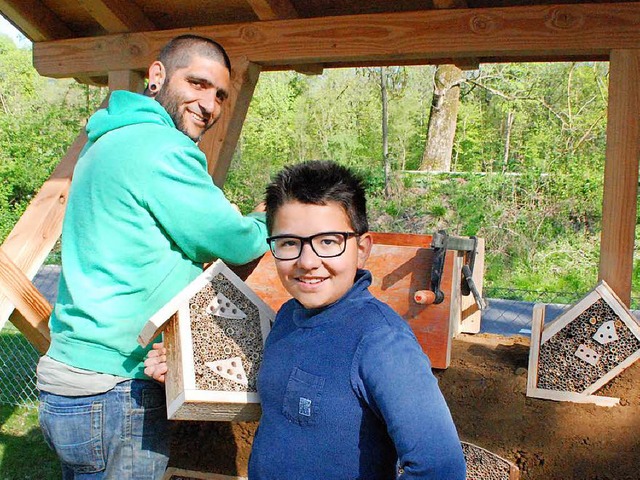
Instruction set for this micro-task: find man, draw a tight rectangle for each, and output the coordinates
[37,35,268,480]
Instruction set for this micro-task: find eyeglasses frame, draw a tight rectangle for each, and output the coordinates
[266,231,360,260]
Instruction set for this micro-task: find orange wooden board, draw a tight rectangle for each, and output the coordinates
[233,232,456,369]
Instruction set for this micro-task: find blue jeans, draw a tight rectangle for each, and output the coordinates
[39,380,169,480]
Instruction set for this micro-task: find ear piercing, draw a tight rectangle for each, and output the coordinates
[149,83,158,92]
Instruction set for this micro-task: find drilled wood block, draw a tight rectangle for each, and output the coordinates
[527,280,640,406]
[139,260,275,421]
[462,441,520,480]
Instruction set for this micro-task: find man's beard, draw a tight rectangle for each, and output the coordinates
[154,83,211,142]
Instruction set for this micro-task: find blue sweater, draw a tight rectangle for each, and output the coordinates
[47,91,268,379]
[249,270,466,479]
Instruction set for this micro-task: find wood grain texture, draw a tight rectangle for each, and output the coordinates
[0,249,51,353]
[245,0,298,20]
[0,0,73,41]
[598,49,640,306]
[77,0,155,33]
[165,313,184,408]
[33,3,640,78]
[107,69,146,92]
[526,303,545,395]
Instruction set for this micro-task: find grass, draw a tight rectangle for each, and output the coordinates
[0,405,60,480]
[0,328,60,479]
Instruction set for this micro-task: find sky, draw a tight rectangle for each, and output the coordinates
[0,14,31,48]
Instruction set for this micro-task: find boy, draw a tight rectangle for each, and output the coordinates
[249,160,466,479]
[146,160,466,479]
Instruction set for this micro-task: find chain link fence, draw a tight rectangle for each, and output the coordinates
[0,266,59,408]
[0,269,638,409]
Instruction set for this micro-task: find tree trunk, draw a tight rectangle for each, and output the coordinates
[380,67,390,196]
[502,111,515,172]
[420,64,463,171]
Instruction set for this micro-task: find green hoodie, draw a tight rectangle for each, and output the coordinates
[47,91,268,379]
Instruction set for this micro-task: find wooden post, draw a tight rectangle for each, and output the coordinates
[108,70,146,92]
[197,58,261,187]
[0,249,51,353]
[599,49,640,306]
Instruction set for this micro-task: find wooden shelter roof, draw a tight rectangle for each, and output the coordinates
[2,0,640,85]
[2,0,635,43]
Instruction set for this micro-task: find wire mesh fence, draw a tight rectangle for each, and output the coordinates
[0,269,638,409]
[0,265,59,409]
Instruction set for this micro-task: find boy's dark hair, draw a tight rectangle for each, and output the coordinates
[158,34,231,76]
[265,160,368,235]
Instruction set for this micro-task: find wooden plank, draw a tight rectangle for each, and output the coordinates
[598,49,640,307]
[108,69,146,92]
[163,467,247,480]
[0,0,73,41]
[33,3,640,78]
[245,0,298,20]
[78,0,155,33]
[0,249,50,353]
[164,313,183,410]
[527,387,619,407]
[526,303,545,395]
[198,59,261,187]
[595,280,640,336]
[540,289,600,343]
[582,349,640,395]
[431,0,479,73]
[0,129,90,333]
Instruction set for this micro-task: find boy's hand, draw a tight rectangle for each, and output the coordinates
[144,342,168,384]
[253,202,266,213]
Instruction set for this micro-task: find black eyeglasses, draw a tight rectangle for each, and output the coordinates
[266,232,359,260]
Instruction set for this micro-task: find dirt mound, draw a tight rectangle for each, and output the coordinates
[169,333,640,479]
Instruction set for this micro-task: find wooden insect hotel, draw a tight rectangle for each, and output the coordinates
[138,260,275,421]
[527,280,640,407]
[461,441,520,480]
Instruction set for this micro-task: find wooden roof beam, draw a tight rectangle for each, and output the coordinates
[78,0,156,34]
[246,0,298,20]
[432,0,478,71]
[33,3,640,79]
[245,0,322,75]
[0,0,73,41]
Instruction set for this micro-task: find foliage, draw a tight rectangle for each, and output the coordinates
[0,36,105,242]
[0,37,633,297]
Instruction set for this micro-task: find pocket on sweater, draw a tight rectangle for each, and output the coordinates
[282,367,325,426]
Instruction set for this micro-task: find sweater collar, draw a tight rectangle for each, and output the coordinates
[291,269,373,328]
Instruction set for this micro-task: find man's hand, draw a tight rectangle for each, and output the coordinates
[144,342,168,384]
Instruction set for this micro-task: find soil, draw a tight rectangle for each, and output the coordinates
[169,333,640,480]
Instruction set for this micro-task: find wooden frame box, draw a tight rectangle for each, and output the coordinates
[241,232,484,369]
[139,260,275,421]
[461,441,520,480]
[527,280,640,407]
